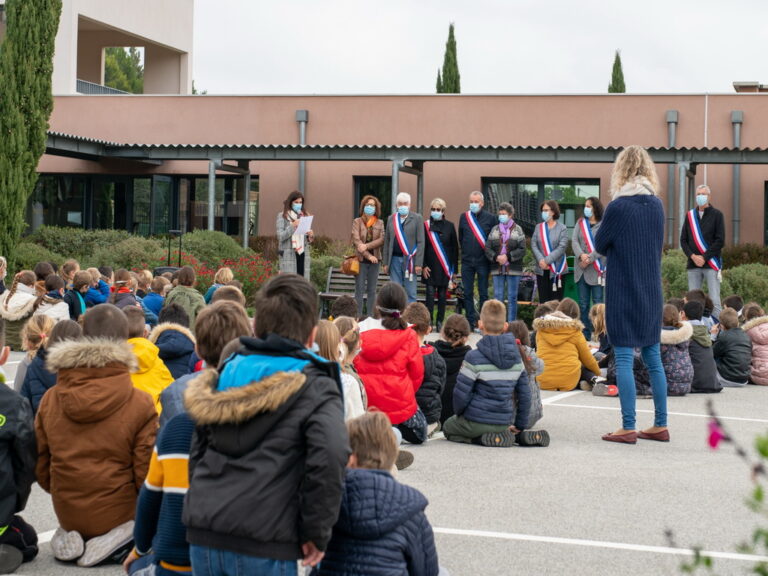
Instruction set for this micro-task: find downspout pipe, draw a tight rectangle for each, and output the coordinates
[678,162,689,248]
[666,111,678,245]
[732,111,743,244]
[296,110,309,194]
[208,160,217,231]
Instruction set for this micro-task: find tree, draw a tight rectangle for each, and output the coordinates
[437,23,460,93]
[104,46,143,93]
[436,69,442,93]
[608,50,626,93]
[0,0,61,260]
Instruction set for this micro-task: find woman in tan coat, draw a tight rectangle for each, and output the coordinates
[351,195,385,318]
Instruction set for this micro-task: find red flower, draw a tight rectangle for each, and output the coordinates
[708,420,726,449]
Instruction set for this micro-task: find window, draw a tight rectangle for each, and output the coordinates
[28,176,87,230]
[354,176,392,219]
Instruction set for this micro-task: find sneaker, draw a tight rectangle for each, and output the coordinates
[479,430,515,447]
[578,380,593,391]
[50,527,84,562]
[516,429,551,447]
[593,382,619,397]
[395,450,414,471]
[427,421,441,438]
[0,544,23,574]
[76,520,134,567]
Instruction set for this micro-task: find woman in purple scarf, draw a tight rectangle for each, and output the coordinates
[485,202,527,322]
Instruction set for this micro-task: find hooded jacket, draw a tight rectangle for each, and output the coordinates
[183,334,349,561]
[0,285,37,351]
[63,289,87,321]
[454,332,531,429]
[149,323,196,380]
[415,345,446,425]
[36,338,157,539]
[20,346,56,416]
[129,338,175,413]
[660,322,694,396]
[84,279,110,308]
[314,469,439,576]
[142,292,164,316]
[433,340,471,425]
[713,327,752,384]
[164,285,205,331]
[354,328,424,425]
[0,383,36,528]
[688,323,722,393]
[33,293,70,323]
[533,313,600,391]
[743,316,768,386]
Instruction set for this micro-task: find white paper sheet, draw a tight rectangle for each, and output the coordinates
[295,215,313,236]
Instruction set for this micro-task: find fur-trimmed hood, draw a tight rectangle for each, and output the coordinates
[532,312,584,332]
[661,321,693,345]
[46,338,139,372]
[742,315,768,333]
[0,287,37,321]
[149,322,196,345]
[743,315,768,346]
[611,176,657,200]
[184,368,306,426]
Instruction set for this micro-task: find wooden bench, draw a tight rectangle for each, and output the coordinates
[319,267,458,318]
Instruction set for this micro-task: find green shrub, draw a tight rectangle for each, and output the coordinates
[311,254,342,293]
[722,243,768,268]
[311,235,351,259]
[661,250,689,301]
[11,242,65,272]
[91,237,165,270]
[723,264,768,308]
[27,226,130,261]
[249,235,279,262]
[180,230,247,266]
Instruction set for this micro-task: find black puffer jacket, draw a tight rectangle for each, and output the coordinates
[433,340,471,425]
[415,346,446,425]
[20,347,56,416]
[183,334,350,561]
[0,383,37,527]
[713,327,752,383]
[689,324,722,393]
[314,469,439,576]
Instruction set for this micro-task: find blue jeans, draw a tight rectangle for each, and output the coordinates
[492,274,520,322]
[687,267,722,317]
[190,545,297,576]
[577,278,603,338]
[461,259,489,328]
[129,553,188,576]
[614,345,668,430]
[389,255,417,303]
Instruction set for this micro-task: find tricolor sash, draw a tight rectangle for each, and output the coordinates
[394,214,417,279]
[464,211,487,249]
[539,223,567,288]
[425,220,453,278]
[579,218,605,285]
[687,209,722,279]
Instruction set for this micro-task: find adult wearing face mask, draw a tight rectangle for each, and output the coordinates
[572,196,606,338]
[422,198,458,331]
[680,185,725,316]
[382,192,424,303]
[531,199,569,302]
[485,202,526,322]
[351,195,385,318]
[277,191,313,279]
[458,191,496,330]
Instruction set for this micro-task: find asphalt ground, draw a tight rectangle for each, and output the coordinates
[5,346,768,576]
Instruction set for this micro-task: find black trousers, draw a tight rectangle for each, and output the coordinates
[0,515,38,562]
[425,283,448,325]
[537,270,565,302]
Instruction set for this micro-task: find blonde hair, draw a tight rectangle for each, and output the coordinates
[430,197,446,211]
[137,269,153,289]
[333,316,360,365]
[347,411,398,471]
[22,315,55,358]
[4,271,35,310]
[315,319,342,363]
[480,299,506,334]
[589,303,606,337]
[214,267,234,285]
[610,145,660,197]
[719,308,739,330]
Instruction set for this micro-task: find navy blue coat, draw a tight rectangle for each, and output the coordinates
[149,324,195,380]
[20,347,56,416]
[453,333,531,430]
[315,469,439,576]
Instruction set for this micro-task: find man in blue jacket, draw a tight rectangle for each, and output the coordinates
[458,191,496,330]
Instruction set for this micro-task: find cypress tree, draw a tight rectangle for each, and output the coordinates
[436,69,442,93]
[438,23,460,94]
[0,0,61,260]
[608,50,626,93]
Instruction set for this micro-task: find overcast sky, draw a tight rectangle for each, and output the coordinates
[193,0,767,95]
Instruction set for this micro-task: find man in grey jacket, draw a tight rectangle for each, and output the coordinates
[383,192,425,303]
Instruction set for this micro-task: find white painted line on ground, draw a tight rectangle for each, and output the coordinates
[546,402,768,424]
[541,390,582,405]
[433,527,768,563]
[38,529,55,544]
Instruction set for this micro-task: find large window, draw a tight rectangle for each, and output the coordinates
[354,176,392,219]
[28,176,88,230]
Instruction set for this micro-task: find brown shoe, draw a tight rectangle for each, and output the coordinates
[601,431,637,444]
[637,429,670,442]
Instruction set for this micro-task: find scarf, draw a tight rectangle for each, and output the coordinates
[499,219,515,257]
[288,210,305,255]
[365,215,377,243]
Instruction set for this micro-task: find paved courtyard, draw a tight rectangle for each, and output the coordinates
[5,348,768,575]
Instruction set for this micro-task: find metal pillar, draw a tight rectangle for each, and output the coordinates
[677,162,689,247]
[666,111,678,244]
[296,110,309,194]
[732,111,743,244]
[207,160,216,231]
[390,161,400,214]
[239,160,251,249]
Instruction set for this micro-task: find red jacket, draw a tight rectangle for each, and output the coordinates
[354,328,424,425]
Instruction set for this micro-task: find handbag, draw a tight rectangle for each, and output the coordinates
[341,255,360,276]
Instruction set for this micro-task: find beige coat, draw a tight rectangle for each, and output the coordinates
[351,216,385,262]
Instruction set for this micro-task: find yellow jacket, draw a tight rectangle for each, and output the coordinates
[128,337,175,413]
[533,312,601,391]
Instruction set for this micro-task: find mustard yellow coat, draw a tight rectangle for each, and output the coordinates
[128,337,175,413]
[533,312,601,391]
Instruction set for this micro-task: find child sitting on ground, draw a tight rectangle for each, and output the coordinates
[742,303,768,386]
[433,314,471,426]
[312,411,439,576]
[0,271,37,351]
[330,295,358,321]
[402,303,446,437]
[124,307,174,413]
[588,303,611,365]
[110,269,139,310]
[142,276,168,317]
[84,268,110,308]
[723,295,745,325]
[36,304,157,567]
[15,316,55,393]
[660,304,694,396]
[682,300,721,393]
[163,266,205,331]
[148,304,195,380]
[0,319,39,574]
[316,320,366,421]
[712,307,752,387]
[508,320,544,429]
[444,300,549,447]
[529,301,556,350]
[63,271,92,322]
[33,274,70,323]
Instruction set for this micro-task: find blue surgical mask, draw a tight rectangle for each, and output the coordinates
[364,205,376,216]
[397,206,409,217]
[431,211,443,221]
[583,207,593,219]
[469,202,481,214]
[498,214,509,224]
[541,211,551,222]
[696,194,708,207]
[292,203,303,213]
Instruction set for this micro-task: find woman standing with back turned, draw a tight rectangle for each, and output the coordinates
[595,145,668,444]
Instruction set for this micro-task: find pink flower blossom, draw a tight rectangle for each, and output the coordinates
[708,420,726,449]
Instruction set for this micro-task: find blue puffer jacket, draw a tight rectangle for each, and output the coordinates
[85,279,110,308]
[149,323,195,380]
[315,469,439,576]
[453,332,531,430]
[20,346,56,416]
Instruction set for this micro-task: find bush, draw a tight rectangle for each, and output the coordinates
[27,226,130,261]
[249,235,279,263]
[11,242,65,272]
[91,237,166,270]
[311,254,342,293]
[311,235,351,259]
[219,254,276,305]
[722,243,768,268]
[723,264,768,308]
[661,250,689,301]
[180,230,247,267]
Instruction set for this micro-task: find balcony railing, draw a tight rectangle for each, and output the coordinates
[76,79,129,95]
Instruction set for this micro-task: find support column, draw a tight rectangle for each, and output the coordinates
[239,160,251,250]
[417,172,424,216]
[391,161,400,214]
[296,110,309,195]
[666,111,678,244]
[732,111,743,244]
[677,162,689,247]
[208,160,216,231]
